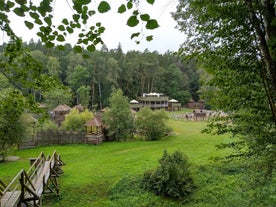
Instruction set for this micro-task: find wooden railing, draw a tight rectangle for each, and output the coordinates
[0,151,64,207]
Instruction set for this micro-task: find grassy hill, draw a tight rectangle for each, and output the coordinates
[0,119,274,206]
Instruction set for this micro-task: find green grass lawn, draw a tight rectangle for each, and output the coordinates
[1,120,274,206]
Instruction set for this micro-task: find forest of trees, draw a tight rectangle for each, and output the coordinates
[0,40,200,111]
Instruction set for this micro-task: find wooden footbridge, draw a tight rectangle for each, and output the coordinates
[0,151,64,207]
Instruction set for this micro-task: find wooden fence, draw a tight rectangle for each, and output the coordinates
[20,131,86,149]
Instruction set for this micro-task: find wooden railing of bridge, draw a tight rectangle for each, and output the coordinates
[0,151,64,207]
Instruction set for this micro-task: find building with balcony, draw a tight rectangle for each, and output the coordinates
[130,93,181,111]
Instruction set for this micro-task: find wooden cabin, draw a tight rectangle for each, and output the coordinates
[51,104,71,126]
[84,115,104,144]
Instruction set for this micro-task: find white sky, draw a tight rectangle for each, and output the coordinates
[4,0,184,54]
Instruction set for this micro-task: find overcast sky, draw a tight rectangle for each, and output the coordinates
[5,0,184,54]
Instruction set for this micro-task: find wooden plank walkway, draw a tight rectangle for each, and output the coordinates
[0,151,64,207]
[0,191,21,207]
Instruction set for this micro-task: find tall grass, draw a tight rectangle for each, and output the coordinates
[1,120,274,206]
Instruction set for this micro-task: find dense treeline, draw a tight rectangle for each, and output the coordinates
[0,40,200,110]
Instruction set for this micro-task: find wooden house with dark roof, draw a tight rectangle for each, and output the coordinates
[51,104,71,126]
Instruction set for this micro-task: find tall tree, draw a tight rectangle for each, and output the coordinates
[173,0,276,175]
[0,88,29,160]
[103,89,134,141]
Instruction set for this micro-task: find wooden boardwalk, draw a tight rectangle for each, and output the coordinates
[0,151,64,207]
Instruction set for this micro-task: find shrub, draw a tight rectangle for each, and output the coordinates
[142,150,196,201]
[62,108,93,131]
[135,108,171,141]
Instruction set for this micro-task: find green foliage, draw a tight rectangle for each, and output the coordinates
[110,176,178,207]
[35,119,59,132]
[62,108,93,131]
[0,0,159,53]
[142,150,196,201]
[173,0,276,174]
[103,89,134,141]
[76,85,91,108]
[0,88,29,160]
[136,108,170,141]
[43,87,72,110]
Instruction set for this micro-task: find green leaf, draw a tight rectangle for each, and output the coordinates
[74,45,82,53]
[88,10,96,16]
[66,26,74,34]
[87,44,95,52]
[146,35,153,41]
[77,0,90,5]
[127,16,139,27]
[30,12,39,19]
[57,45,65,50]
[62,18,69,25]
[133,10,139,15]
[146,19,159,30]
[98,27,105,34]
[127,1,133,9]
[118,4,126,13]
[45,42,54,48]
[7,1,15,11]
[98,1,111,13]
[82,53,89,59]
[15,0,27,5]
[13,7,25,17]
[24,21,34,29]
[44,16,52,26]
[147,0,155,5]
[140,14,150,21]
[73,14,80,22]
[57,35,65,42]
[131,32,140,39]
[58,25,65,31]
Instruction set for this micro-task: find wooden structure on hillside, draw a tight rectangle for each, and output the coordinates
[51,104,71,126]
[0,151,64,207]
[84,115,104,144]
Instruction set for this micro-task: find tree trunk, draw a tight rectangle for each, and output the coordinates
[245,0,276,124]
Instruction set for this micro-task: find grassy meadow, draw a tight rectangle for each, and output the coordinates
[1,117,275,206]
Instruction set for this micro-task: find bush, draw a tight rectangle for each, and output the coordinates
[62,108,93,131]
[135,108,171,141]
[142,150,196,201]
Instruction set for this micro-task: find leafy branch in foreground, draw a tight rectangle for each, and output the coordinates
[0,0,159,55]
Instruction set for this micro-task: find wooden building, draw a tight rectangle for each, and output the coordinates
[130,93,181,111]
[167,99,181,111]
[51,104,71,126]
[187,99,205,109]
[137,92,168,110]
[84,115,104,144]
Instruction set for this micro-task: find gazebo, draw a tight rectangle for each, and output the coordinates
[84,115,104,144]
[167,99,181,111]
